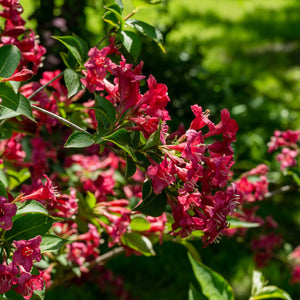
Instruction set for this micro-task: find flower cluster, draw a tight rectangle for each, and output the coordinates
[268,129,300,171]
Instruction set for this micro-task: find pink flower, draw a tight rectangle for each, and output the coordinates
[14,271,44,299]
[13,235,42,271]
[146,158,177,194]
[0,196,17,230]
[276,147,298,170]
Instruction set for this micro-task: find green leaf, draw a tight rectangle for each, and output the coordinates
[251,270,291,300]
[94,94,116,124]
[103,5,125,29]
[119,30,141,61]
[130,215,151,231]
[64,68,83,98]
[115,0,123,11]
[60,51,79,69]
[253,286,292,300]
[53,35,86,67]
[0,45,21,78]
[188,252,234,300]
[0,82,34,120]
[15,201,49,216]
[0,180,7,198]
[64,131,94,148]
[86,191,97,210]
[125,153,137,178]
[134,190,167,217]
[6,214,56,241]
[131,130,140,148]
[40,234,67,253]
[132,0,162,8]
[189,284,208,300]
[103,128,134,156]
[121,232,155,256]
[142,179,152,199]
[126,19,165,53]
[227,217,260,229]
[144,123,161,149]
[6,168,31,190]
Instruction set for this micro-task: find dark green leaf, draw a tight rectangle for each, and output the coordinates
[6,214,56,241]
[64,131,94,148]
[53,35,85,66]
[60,51,79,70]
[119,30,141,61]
[0,82,34,120]
[95,94,116,124]
[64,68,83,98]
[115,0,123,11]
[188,253,235,300]
[144,123,161,149]
[121,232,155,256]
[125,153,137,178]
[0,180,7,198]
[40,235,67,253]
[126,19,165,53]
[189,284,208,300]
[134,190,167,217]
[142,180,152,199]
[0,45,21,78]
[103,128,134,156]
[131,130,140,148]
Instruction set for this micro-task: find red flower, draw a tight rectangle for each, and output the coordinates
[12,235,42,271]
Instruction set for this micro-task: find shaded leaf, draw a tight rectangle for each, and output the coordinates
[6,214,56,241]
[189,284,208,300]
[0,180,7,198]
[188,253,234,300]
[119,30,141,60]
[134,190,167,217]
[15,201,49,216]
[64,68,83,98]
[125,153,137,178]
[0,45,21,78]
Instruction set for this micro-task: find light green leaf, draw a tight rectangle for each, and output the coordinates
[188,253,234,300]
[121,232,155,256]
[130,215,151,231]
[64,131,94,148]
[15,201,49,216]
[86,191,97,210]
[119,30,141,61]
[64,68,83,98]
[132,0,162,8]
[40,235,68,253]
[0,45,21,78]
[227,217,260,229]
[253,286,292,300]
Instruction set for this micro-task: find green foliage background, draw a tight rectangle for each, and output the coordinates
[19,0,300,299]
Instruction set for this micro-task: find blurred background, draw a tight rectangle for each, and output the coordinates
[19,0,300,299]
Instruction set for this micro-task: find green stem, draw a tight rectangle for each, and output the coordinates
[28,71,64,101]
[28,70,90,134]
[31,105,89,134]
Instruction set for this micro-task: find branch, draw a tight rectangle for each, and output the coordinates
[47,247,124,290]
[264,184,295,198]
